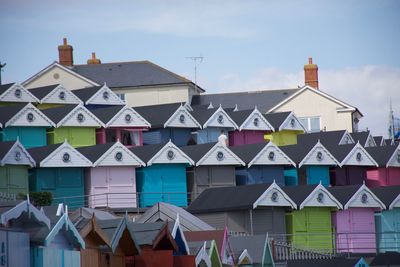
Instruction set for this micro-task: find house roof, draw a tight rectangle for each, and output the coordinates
[365,145,398,167]
[230,235,266,264]
[229,142,270,164]
[40,104,77,124]
[297,130,350,147]
[28,84,60,100]
[190,106,220,125]
[70,60,203,90]
[76,142,116,162]
[89,105,125,124]
[282,184,319,206]
[371,186,400,208]
[27,143,62,163]
[263,112,292,131]
[72,86,103,102]
[187,184,273,213]
[279,142,317,164]
[286,258,364,267]
[327,185,362,206]
[0,83,14,95]
[179,142,217,162]
[0,103,28,125]
[135,102,183,128]
[135,202,214,231]
[350,131,371,146]
[191,89,300,113]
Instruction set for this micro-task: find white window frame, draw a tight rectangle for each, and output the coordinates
[299,116,321,133]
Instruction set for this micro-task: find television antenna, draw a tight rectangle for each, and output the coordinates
[0,62,6,85]
[186,55,204,92]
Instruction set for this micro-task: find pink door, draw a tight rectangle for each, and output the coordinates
[350,208,376,253]
[388,168,400,185]
[334,210,352,252]
[108,167,137,208]
[89,168,109,208]
[244,130,265,145]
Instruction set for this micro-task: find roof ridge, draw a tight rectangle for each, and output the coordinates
[199,88,299,96]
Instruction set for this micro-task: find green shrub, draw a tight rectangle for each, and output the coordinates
[29,192,52,207]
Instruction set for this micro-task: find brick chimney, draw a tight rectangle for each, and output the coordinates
[87,52,101,64]
[304,57,318,89]
[58,38,73,66]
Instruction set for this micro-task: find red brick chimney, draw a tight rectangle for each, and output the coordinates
[87,52,101,64]
[58,38,73,66]
[304,57,318,89]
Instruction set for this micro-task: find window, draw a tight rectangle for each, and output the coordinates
[299,117,321,132]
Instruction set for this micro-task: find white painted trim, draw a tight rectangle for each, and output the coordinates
[253,182,297,209]
[39,84,83,105]
[55,104,105,128]
[22,61,99,87]
[298,140,340,167]
[268,85,357,113]
[239,107,274,131]
[340,142,379,167]
[248,142,296,167]
[93,141,145,167]
[5,102,56,128]
[171,214,190,255]
[389,193,400,210]
[148,140,194,166]
[203,106,239,129]
[0,83,40,103]
[196,142,245,166]
[45,212,85,248]
[238,249,253,265]
[105,105,151,128]
[338,130,355,145]
[344,184,386,209]
[386,144,400,168]
[300,184,342,209]
[0,139,36,167]
[195,242,212,267]
[278,111,308,132]
[0,199,50,228]
[40,141,92,167]
[84,83,125,105]
[163,104,202,129]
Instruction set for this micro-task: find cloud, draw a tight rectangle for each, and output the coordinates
[213,65,400,137]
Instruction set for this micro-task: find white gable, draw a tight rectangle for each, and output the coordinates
[40,142,92,167]
[94,142,145,167]
[197,143,245,166]
[387,145,400,167]
[254,182,296,209]
[204,107,238,129]
[344,184,385,209]
[238,250,253,265]
[0,83,39,103]
[249,142,295,167]
[165,105,201,128]
[85,84,125,105]
[240,108,274,131]
[389,194,400,209]
[106,106,150,128]
[6,103,55,127]
[149,141,194,165]
[365,134,377,147]
[279,112,306,132]
[339,131,355,145]
[299,141,340,167]
[57,105,104,127]
[301,184,342,209]
[40,84,82,105]
[341,143,378,167]
[0,140,35,167]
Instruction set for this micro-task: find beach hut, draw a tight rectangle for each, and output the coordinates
[230,235,274,267]
[351,131,377,147]
[91,105,150,147]
[72,83,125,108]
[42,104,104,147]
[297,130,355,146]
[329,184,385,253]
[231,142,295,187]
[135,103,201,146]
[283,184,342,253]
[77,141,145,208]
[31,206,85,267]
[374,136,385,147]
[131,141,194,207]
[327,143,379,186]
[0,140,35,196]
[28,141,92,208]
[188,240,219,267]
[280,140,340,186]
[187,183,296,236]
[180,142,245,200]
[28,84,83,109]
[227,107,274,146]
[0,103,55,148]
[190,105,238,144]
[264,112,306,146]
[365,144,400,187]
[0,82,39,106]
[372,185,400,253]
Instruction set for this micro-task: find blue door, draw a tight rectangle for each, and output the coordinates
[284,167,298,186]
[306,166,330,186]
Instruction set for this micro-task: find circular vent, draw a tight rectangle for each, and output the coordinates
[216,151,224,161]
[167,150,175,160]
[316,152,323,161]
[217,115,224,124]
[125,114,132,122]
[77,113,85,123]
[115,152,123,161]
[179,114,185,123]
[290,119,295,127]
[268,151,275,161]
[15,152,22,161]
[14,89,22,98]
[253,118,259,127]
[356,152,362,162]
[103,91,109,100]
[317,193,324,203]
[271,191,278,202]
[62,153,71,163]
[26,113,35,122]
[59,91,66,100]
[361,193,368,203]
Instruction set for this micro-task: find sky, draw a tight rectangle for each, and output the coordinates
[1,0,399,137]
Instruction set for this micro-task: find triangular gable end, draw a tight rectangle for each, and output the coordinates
[40,141,92,167]
[171,214,190,255]
[254,182,297,209]
[338,130,355,145]
[365,133,377,147]
[195,242,212,267]
[238,249,253,265]
[0,83,39,103]
[240,107,274,131]
[279,112,306,132]
[111,216,140,254]
[299,141,340,167]
[300,184,342,209]
[94,141,145,167]
[164,105,201,129]
[341,143,378,167]
[197,143,245,166]
[387,145,400,168]
[40,84,83,105]
[57,104,104,127]
[85,84,125,105]
[249,142,295,167]
[106,106,150,128]
[6,103,55,128]
[389,193,400,209]
[204,106,238,129]
[344,184,386,209]
[148,141,194,165]
[1,140,35,167]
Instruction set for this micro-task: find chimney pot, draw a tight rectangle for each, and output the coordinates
[308,57,312,64]
[87,52,101,65]
[63,38,67,45]
[304,57,319,89]
[58,38,73,66]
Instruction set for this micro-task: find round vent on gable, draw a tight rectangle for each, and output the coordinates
[271,191,278,202]
[125,114,132,123]
[397,152,400,163]
[179,114,185,123]
[115,152,123,161]
[14,88,22,98]
[344,136,350,144]
[316,152,323,161]
[77,113,85,123]
[317,192,324,203]
[217,115,224,124]
[361,193,368,203]
[59,91,66,100]
[290,118,295,128]
[356,152,362,162]
[268,151,275,161]
[26,112,35,122]
[253,117,259,127]
[103,91,109,100]
[15,151,21,161]
[62,153,71,163]
[216,151,224,161]
[53,73,60,80]
[167,150,175,160]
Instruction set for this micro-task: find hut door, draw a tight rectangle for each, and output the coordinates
[8,166,28,194]
[91,168,109,207]
[293,210,308,248]
[108,167,136,208]
[160,165,187,207]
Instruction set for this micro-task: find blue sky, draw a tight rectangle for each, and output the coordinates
[1,0,399,136]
